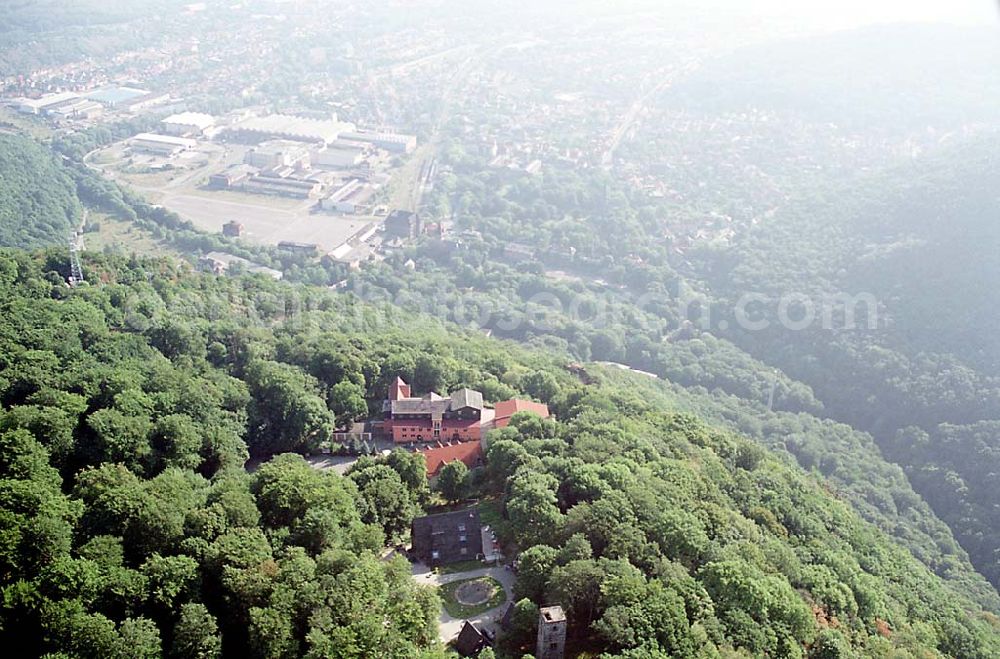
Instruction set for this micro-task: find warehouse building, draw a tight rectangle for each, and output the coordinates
[86,87,168,111]
[44,96,103,120]
[129,133,197,156]
[243,170,322,198]
[161,112,215,136]
[15,92,82,115]
[245,140,311,169]
[209,164,257,189]
[320,178,376,214]
[227,114,355,146]
[339,130,417,153]
[277,241,320,255]
[311,144,367,169]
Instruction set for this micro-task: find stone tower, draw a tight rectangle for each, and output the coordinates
[536,605,566,659]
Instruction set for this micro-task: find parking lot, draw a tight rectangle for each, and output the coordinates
[163,192,375,252]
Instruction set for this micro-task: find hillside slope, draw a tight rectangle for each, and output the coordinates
[0,249,997,657]
[0,133,81,249]
[701,134,1000,589]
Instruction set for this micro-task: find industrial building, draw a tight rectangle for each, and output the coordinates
[339,130,417,153]
[384,209,421,240]
[242,170,322,198]
[329,243,373,270]
[327,221,379,268]
[209,164,257,189]
[311,144,367,169]
[15,92,80,114]
[161,112,215,136]
[227,114,355,145]
[46,97,104,120]
[320,178,376,214]
[245,140,311,169]
[129,133,197,156]
[86,87,168,111]
[277,241,320,255]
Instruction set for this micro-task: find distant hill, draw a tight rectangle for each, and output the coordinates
[0,133,81,249]
[669,23,1000,133]
[702,132,1000,590]
[0,0,187,32]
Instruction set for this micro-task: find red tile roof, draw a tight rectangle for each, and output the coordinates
[493,399,550,428]
[417,440,483,476]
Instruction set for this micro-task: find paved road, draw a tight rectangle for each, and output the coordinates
[411,562,516,644]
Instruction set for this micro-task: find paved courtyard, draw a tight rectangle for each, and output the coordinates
[411,562,516,644]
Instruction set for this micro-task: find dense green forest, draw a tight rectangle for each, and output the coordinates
[0,250,997,657]
[702,135,1000,589]
[0,133,81,248]
[353,143,1000,611]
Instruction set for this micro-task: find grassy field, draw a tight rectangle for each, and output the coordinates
[439,576,506,618]
[0,107,53,140]
[83,213,185,261]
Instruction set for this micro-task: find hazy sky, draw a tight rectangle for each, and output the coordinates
[548,0,1000,39]
[728,0,999,28]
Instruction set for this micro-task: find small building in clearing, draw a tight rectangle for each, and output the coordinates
[454,621,487,657]
[222,221,244,237]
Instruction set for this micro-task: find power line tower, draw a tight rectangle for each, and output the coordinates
[766,369,779,412]
[69,232,84,286]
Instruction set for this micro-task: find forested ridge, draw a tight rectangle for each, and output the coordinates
[0,250,997,657]
[703,134,1000,590]
[0,133,81,249]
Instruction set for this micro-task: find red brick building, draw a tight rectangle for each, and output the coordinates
[382,377,484,443]
[381,377,552,476]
